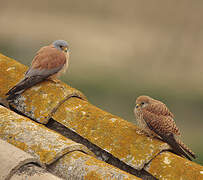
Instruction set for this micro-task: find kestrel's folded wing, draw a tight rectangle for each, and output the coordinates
[146,101,175,118]
[142,109,179,135]
[6,46,66,100]
[142,109,192,160]
[26,45,66,77]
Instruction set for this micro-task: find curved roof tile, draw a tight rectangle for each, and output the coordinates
[0,105,93,165]
[0,53,202,180]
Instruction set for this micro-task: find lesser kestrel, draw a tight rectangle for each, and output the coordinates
[134,95,196,160]
[6,40,70,100]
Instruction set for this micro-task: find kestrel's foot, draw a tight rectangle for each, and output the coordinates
[137,129,158,138]
[47,77,60,84]
[137,129,150,136]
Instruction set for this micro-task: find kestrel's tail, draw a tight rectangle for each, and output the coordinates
[6,76,45,100]
[176,138,196,159]
[162,134,195,160]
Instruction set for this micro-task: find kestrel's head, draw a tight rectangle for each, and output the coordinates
[135,95,154,109]
[53,40,70,53]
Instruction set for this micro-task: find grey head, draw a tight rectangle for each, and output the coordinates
[53,40,70,52]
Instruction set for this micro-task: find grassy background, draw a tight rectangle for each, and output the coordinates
[0,0,202,165]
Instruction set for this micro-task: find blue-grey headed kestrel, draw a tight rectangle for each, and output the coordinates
[134,95,196,160]
[6,40,70,100]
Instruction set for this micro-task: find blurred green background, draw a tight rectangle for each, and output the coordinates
[0,0,202,165]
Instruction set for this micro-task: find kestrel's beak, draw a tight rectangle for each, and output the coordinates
[62,47,69,53]
[135,104,140,108]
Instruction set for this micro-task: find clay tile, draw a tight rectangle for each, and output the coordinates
[11,164,63,180]
[49,151,141,180]
[1,53,203,179]
[0,139,41,180]
[145,151,203,180]
[53,97,170,170]
[0,105,93,165]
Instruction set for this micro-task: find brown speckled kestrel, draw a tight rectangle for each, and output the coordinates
[134,95,196,160]
[6,40,70,100]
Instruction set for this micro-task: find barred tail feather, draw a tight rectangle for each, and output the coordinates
[176,138,196,159]
[161,134,192,160]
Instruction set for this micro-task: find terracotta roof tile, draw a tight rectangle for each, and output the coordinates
[0,139,41,180]
[53,97,170,170]
[49,151,140,179]
[145,151,203,180]
[0,53,203,180]
[0,105,93,165]
[0,139,61,180]
[11,164,62,180]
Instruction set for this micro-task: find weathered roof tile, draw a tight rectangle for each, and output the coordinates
[11,164,63,180]
[145,151,203,180]
[0,106,141,180]
[0,105,93,165]
[49,150,141,180]
[53,97,170,170]
[0,54,27,98]
[0,54,170,170]
[0,53,202,180]
[0,139,41,180]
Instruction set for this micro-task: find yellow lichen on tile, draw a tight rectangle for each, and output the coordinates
[53,97,170,170]
[10,81,86,124]
[0,53,27,97]
[49,151,141,180]
[145,151,203,180]
[0,105,93,164]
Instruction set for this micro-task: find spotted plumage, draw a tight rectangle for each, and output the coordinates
[134,95,196,160]
[6,40,70,100]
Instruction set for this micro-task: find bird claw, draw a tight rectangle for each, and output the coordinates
[47,78,60,84]
[137,129,158,138]
[137,129,149,136]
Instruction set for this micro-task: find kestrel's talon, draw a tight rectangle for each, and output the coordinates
[137,129,149,136]
[134,95,196,160]
[140,130,157,138]
[6,40,70,100]
[52,79,60,84]
[47,78,61,84]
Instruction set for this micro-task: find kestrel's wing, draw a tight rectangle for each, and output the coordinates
[142,109,192,160]
[25,45,66,78]
[6,46,66,100]
[142,108,179,135]
[146,101,175,118]
[144,102,180,135]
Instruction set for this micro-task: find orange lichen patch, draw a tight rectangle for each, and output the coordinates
[49,151,141,180]
[0,53,86,124]
[0,105,93,165]
[145,151,203,180]
[10,81,86,124]
[0,53,27,97]
[53,97,170,170]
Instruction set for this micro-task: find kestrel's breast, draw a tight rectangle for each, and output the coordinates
[56,53,69,77]
[60,59,69,74]
[134,108,158,137]
[134,109,146,129]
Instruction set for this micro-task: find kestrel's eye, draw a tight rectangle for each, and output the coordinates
[60,45,63,49]
[141,102,145,105]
